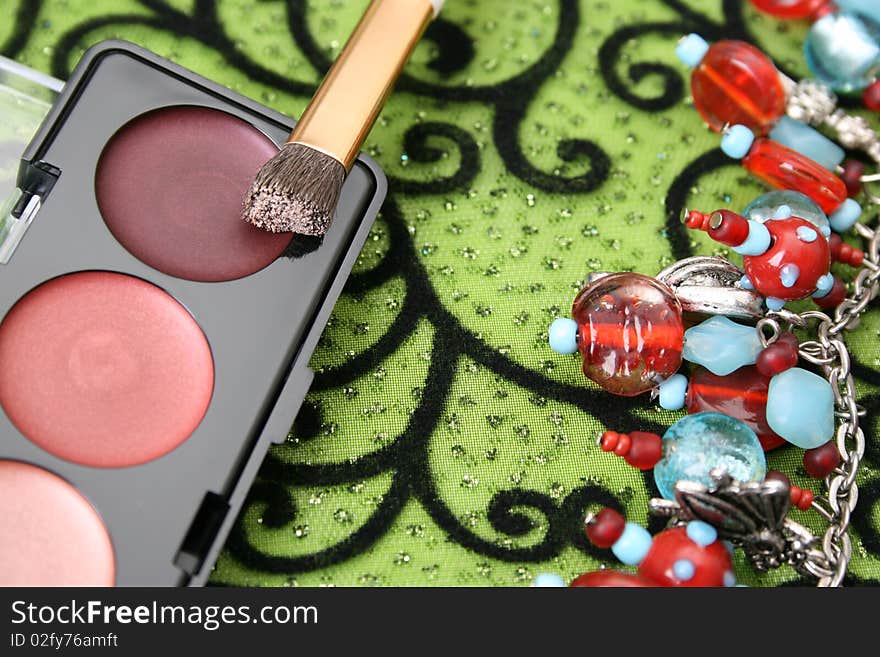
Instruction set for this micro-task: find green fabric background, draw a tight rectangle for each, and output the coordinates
[3,0,878,586]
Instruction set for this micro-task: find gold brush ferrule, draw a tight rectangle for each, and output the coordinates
[288,0,435,172]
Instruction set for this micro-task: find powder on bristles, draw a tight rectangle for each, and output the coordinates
[242,142,346,236]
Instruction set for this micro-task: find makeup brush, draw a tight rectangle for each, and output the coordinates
[243,0,445,235]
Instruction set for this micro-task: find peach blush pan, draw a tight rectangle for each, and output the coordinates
[95,105,292,283]
[0,271,214,468]
[0,460,115,586]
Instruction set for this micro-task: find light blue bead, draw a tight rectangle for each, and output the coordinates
[658,373,688,411]
[829,198,862,233]
[732,220,771,256]
[548,317,578,354]
[532,573,566,587]
[723,570,737,587]
[813,272,835,298]
[780,263,800,288]
[612,522,653,566]
[739,275,754,290]
[654,412,766,500]
[805,12,880,92]
[673,559,696,581]
[766,297,786,311]
[744,191,829,234]
[769,116,845,171]
[721,124,755,160]
[683,315,763,376]
[686,521,718,547]
[767,368,835,449]
[676,33,709,68]
[837,0,880,24]
[797,226,818,243]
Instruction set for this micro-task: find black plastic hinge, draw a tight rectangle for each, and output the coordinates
[174,492,230,576]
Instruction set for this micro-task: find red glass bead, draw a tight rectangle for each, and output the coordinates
[585,507,626,548]
[749,0,827,18]
[686,365,787,451]
[756,334,799,376]
[813,275,847,309]
[638,526,733,587]
[863,80,880,112]
[841,159,865,198]
[790,484,815,511]
[691,40,786,134]
[743,217,832,301]
[803,441,842,478]
[742,139,849,214]
[570,571,655,587]
[600,430,663,469]
[572,273,684,396]
[684,209,751,247]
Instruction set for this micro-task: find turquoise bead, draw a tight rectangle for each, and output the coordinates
[837,0,880,24]
[611,522,653,565]
[548,317,578,354]
[766,367,835,449]
[721,124,755,160]
[744,191,830,236]
[683,315,763,376]
[676,33,709,68]
[686,520,717,547]
[732,220,771,256]
[769,117,844,171]
[723,571,737,587]
[805,12,880,92]
[654,412,766,500]
[658,373,688,410]
[829,198,862,233]
[532,573,566,587]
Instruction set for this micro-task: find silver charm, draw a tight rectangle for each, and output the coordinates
[589,255,765,320]
[649,470,832,579]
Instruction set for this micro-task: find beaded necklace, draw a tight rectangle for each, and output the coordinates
[535,1,880,588]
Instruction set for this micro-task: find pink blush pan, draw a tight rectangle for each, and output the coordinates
[0,460,115,586]
[0,271,214,468]
[95,105,292,283]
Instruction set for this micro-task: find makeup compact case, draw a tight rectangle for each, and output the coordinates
[0,40,386,586]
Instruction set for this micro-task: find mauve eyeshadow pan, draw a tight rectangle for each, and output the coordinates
[0,271,214,468]
[0,460,115,586]
[95,105,292,282]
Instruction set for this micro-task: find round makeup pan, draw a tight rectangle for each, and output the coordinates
[95,105,292,282]
[0,460,115,586]
[0,271,214,468]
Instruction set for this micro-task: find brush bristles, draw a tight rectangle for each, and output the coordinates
[242,142,346,236]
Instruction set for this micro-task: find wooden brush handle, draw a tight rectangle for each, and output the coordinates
[289,0,437,171]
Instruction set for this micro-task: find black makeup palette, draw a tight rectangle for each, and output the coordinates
[0,40,386,586]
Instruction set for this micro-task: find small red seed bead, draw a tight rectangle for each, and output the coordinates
[841,160,865,198]
[803,441,842,479]
[613,433,632,457]
[756,339,799,377]
[790,483,803,506]
[585,508,626,548]
[797,488,814,511]
[625,431,663,470]
[765,470,792,491]
[863,80,880,112]
[813,276,847,309]
[829,233,865,267]
[600,431,619,452]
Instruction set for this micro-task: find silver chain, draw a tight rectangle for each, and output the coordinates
[763,219,880,586]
